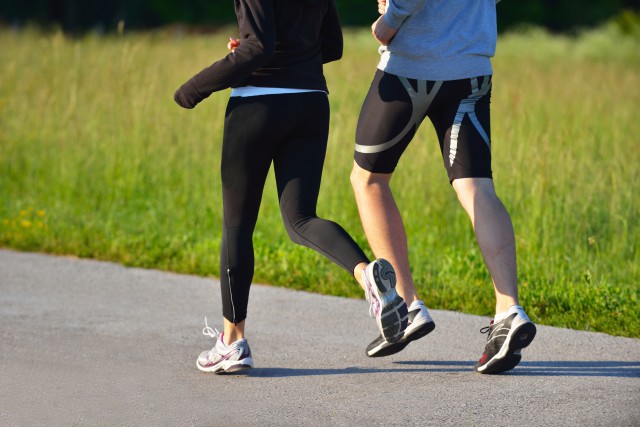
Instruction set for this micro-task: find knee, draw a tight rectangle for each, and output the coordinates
[453,177,494,196]
[452,177,500,210]
[283,216,303,244]
[350,162,390,192]
[280,203,311,245]
[349,163,366,191]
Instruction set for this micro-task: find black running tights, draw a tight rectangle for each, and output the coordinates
[219,92,369,324]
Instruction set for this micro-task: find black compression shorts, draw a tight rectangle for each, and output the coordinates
[354,70,493,182]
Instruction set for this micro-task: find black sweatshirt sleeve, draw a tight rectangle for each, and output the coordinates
[174,1,276,109]
[320,0,343,64]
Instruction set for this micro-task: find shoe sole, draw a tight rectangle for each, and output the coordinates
[367,259,408,344]
[476,321,536,374]
[216,363,253,375]
[197,357,254,374]
[379,294,408,343]
[367,320,435,357]
[480,352,522,375]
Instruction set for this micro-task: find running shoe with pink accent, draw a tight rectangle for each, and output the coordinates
[362,259,408,344]
[366,300,435,357]
[197,318,253,374]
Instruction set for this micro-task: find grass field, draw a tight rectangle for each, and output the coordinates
[1,22,638,337]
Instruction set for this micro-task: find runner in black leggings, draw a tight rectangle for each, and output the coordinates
[174,0,407,373]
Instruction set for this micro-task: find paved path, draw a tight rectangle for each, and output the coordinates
[1,249,639,426]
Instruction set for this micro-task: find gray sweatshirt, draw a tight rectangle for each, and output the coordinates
[380,0,498,81]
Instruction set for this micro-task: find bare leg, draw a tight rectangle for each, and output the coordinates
[222,262,369,346]
[350,162,420,305]
[223,319,246,345]
[451,177,519,314]
[352,262,368,292]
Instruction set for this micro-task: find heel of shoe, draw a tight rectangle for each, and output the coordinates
[512,322,536,350]
[372,258,396,294]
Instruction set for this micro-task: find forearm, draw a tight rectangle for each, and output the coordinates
[174,0,275,109]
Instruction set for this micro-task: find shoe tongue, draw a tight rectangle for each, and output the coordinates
[408,300,425,311]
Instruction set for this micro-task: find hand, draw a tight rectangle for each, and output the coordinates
[377,0,386,14]
[371,15,397,46]
[227,37,240,52]
[174,79,202,109]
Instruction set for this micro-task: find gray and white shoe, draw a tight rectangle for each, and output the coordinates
[474,306,536,374]
[362,259,408,344]
[196,318,253,374]
[366,300,435,357]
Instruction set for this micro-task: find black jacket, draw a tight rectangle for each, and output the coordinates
[174,0,343,109]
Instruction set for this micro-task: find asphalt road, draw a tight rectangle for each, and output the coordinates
[1,249,639,426]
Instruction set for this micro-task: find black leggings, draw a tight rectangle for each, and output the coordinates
[219,92,369,324]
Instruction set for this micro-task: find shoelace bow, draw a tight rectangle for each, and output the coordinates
[202,317,220,339]
[201,317,224,359]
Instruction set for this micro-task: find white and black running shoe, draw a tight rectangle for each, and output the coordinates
[197,318,253,374]
[366,300,435,357]
[362,259,408,344]
[474,308,536,374]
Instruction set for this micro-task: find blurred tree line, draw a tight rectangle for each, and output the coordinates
[1,0,638,33]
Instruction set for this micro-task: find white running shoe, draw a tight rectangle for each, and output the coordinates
[366,300,435,357]
[196,318,253,374]
[362,259,408,344]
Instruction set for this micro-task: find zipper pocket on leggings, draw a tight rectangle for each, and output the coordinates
[227,267,237,324]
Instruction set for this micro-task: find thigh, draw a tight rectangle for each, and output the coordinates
[273,93,330,213]
[354,70,438,174]
[429,76,493,183]
[221,97,278,228]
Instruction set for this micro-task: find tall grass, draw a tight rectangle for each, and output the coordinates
[1,23,638,337]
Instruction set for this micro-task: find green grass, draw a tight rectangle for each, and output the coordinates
[1,23,638,337]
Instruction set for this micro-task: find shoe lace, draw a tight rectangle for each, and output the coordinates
[479,320,495,334]
[202,317,220,339]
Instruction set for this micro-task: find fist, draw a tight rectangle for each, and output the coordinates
[378,0,387,14]
[227,37,240,51]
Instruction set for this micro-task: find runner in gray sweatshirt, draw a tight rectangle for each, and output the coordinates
[380,0,497,80]
[350,0,537,375]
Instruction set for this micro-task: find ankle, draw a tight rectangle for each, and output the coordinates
[495,299,519,315]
